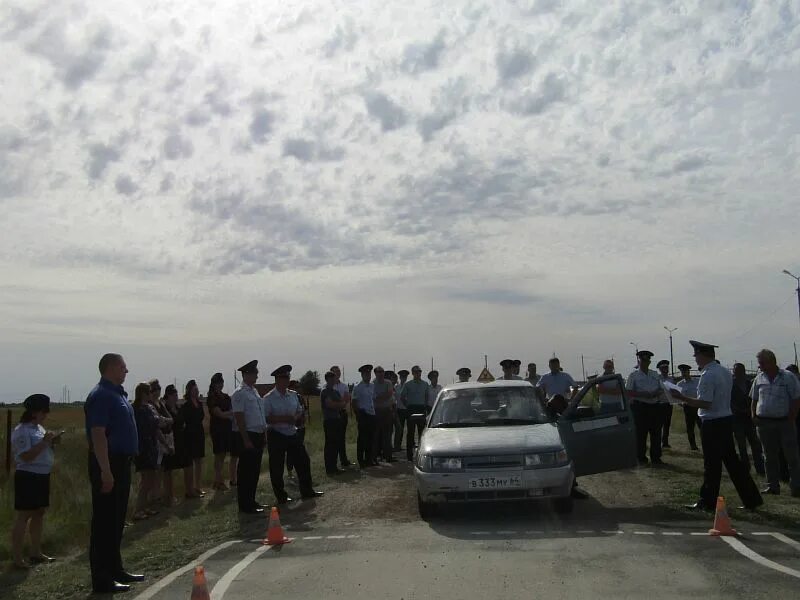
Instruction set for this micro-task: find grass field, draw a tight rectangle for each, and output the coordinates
[1,402,798,599]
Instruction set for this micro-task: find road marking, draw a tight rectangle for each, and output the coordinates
[661,532,683,536]
[690,532,707,536]
[346,534,361,539]
[469,531,490,535]
[764,532,800,552]
[497,530,517,535]
[633,531,655,535]
[602,530,624,534]
[525,530,544,535]
[302,536,323,540]
[211,544,269,600]
[133,540,241,600]
[327,535,346,539]
[576,530,594,534]
[720,536,800,579]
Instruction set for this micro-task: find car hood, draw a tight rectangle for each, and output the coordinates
[420,423,563,455]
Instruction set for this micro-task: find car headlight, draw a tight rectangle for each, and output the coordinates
[524,449,569,468]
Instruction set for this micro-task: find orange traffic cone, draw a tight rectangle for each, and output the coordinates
[708,496,737,536]
[190,565,210,600]
[263,506,292,546]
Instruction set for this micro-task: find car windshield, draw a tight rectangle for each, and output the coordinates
[429,386,549,427]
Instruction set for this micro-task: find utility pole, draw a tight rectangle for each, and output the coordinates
[783,269,800,328]
[794,342,798,368]
[664,326,678,377]
[581,355,586,381]
[629,341,638,359]
[484,355,488,369]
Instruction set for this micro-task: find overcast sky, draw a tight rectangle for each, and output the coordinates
[1,1,799,402]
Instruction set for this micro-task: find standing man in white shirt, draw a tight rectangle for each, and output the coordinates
[427,370,443,412]
[657,360,675,448]
[372,366,395,463]
[263,365,323,503]
[625,351,665,466]
[330,366,352,468]
[677,364,701,451]
[352,364,377,468]
[393,369,410,451]
[536,358,576,399]
[526,363,540,386]
[498,359,523,380]
[672,341,762,511]
[231,360,267,514]
[750,349,800,497]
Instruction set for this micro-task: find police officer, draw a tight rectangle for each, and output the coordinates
[85,353,143,594]
[427,370,442,412]
[512,360,523,379]
[677,364,701,451]
[400,366,430,460]
[536,358,576,399]
[656,360,675,448]
[352,364,376,467]
[526,363,540,386]
[329,366,352,468]
[456,367,471,383]
[673,341,762,511]
[625,351,665,466]
[393,369,410,451]
[498,359,523,380]
[372,366,395,463]
[231,360,267,514]
[263,365,323,502]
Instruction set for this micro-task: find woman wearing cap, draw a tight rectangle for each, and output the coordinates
[161,384,188,504]
[180,380,206,498]
[132,383,161,520]
[207,373,236,490]
[10,394,58,569]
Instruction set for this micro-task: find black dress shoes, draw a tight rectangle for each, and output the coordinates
[114,572,144,584]
[301,490,324,499]
[240,507,265,514]
[761,487,780,495]
[277,496,293,504]
[92,581,131,594]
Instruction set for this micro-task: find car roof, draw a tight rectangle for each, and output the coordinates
[441,380,534,393]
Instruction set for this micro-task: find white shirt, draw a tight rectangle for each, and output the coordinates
[625,369,665,405]
[263,388,303,436]
[427,384,443,408]
[352,381,375,415]
[537,371,576,399]
[750,369,800,418]
[678,377,699,398]
[696,361,733,421]
[395,382,407,409]
[12,423,54,474]
[231,383,266,433]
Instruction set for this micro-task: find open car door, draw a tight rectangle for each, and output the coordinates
[556,374,637,477]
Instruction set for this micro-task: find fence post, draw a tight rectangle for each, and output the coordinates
[5,409,11,475]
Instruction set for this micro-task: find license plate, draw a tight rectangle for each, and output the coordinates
[468,476,521,489]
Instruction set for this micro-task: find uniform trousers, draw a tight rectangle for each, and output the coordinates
[88,452,132,588]
[267,429,313,500]
[756,418,800,493]
[683,405,702,450]
[632,402,663,462]
[356,410,377,466]
[406,406,426,460]
[732,414,764,474]
[323,419,345,473]
[338,409,351,466]
[375,408,394,461]
[661,404,673,446]
[394,408,409,450]
[286,427,306,472]
[235,431,265,511]
[699,416,762,509]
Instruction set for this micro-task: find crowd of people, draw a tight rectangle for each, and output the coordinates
[7,346,800,592]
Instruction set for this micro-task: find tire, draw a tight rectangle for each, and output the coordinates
[418,493,436,520]
[553,495,574,514]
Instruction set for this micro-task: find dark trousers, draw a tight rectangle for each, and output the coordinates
[406,406,426,460]
[323,419,344,473]
[339,410,350,465]
[375,409,394,461]
[286,427,306,472]
[235,431,265,511]
[732,414,764,474]
[394,408,409,450]
[699,416,762,509]
[683,405,702,449]
[356,411,376,466]
[632,402,663,462]
[662,404,673,445]
[88,452,132,587]
[267,430,313,500]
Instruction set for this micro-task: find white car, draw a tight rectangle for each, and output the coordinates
[414,377,636,518]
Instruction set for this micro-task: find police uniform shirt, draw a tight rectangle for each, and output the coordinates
[231,383,266,433]
[372,379,393,410]
[659,373,676,384]
[263,388,302,436]
[526,375,541,386]
[536,372,576,399]
[12,422,54,474]
[678,377,699,398]
[696,361,733,421]
[427,384,443,408]
[750,369,800,419]
[400,379,430,409]
[352,381,375,415]
[625,369,663,404]
[394,382,406,409]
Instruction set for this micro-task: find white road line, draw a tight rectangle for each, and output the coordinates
[766,532,800,553]
[576,530,594,534]
[327,535,346,539]
[633,531,655,535]
[346,535,361,539]
[496,531,517,535]
[210,544,269,600]
[302,536,323,540]
[661,532,683,536]
[469,531,490,535]
[133,540,241,600]
[602,530,624,534]
[525,530,544,535]
[720,536,800,580]
[690,532,707,536]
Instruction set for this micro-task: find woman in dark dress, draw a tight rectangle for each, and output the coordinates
[133,383,159,520]
[207,373,236,490]
[161,385,189,503]
[180,380,206,498]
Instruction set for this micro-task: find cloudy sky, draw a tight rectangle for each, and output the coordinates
[1,0,799,402]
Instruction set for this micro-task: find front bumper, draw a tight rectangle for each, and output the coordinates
[415,463,574,503]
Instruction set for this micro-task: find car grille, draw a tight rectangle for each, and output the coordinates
[462,455,523,469]
[443,489,550,501]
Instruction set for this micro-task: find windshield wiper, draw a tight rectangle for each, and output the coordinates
[485,418,547,425]
[430,422,486,428]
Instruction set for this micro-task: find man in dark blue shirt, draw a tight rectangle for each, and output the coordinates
[321,371,347,474]
[84,353,143,594]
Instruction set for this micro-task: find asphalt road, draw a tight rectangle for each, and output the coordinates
[134,467,800,600]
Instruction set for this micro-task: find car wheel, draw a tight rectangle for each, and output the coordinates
[553,495,574,514]
[418,493,436,520]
